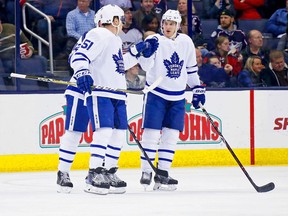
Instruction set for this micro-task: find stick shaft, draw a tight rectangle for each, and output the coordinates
[199,103,262,192]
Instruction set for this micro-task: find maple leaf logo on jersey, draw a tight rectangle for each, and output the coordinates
[112,49,125,75]
[163,52,183,79]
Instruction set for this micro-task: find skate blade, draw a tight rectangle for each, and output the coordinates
[57,185,72,193]
[109,186,126,194]
[84,184,109,195]
[153,183,177,191]
[141,183,150,191]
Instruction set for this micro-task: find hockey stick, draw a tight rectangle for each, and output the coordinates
[127,125,168,177]
[199,103,275,193]
[10,73,163,95]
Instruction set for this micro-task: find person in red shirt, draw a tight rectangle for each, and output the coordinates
[233,0,265,19]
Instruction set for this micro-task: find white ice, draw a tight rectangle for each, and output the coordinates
[0,166,287,216]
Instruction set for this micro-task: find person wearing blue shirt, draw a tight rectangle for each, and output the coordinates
[56,0,95,60]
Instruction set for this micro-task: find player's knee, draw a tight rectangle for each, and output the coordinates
[142,128,161,145]
[161,127,179,146]
[93,128,113,144]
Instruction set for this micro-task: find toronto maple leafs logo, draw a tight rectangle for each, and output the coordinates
[112,49,125,75]
[163,52,184,79]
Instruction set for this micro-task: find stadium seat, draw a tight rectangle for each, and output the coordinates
[201,19,219,38]
[238,19,268,34]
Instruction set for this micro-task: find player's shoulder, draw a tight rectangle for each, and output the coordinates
[176,33,193,43]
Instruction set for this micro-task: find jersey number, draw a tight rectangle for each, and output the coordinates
[81,39,94,50]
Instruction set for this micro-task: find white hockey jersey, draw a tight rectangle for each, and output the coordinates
[139,33,200,101]
[69,27,129,100]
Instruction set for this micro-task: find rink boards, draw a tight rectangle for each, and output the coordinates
[0,90,287,171]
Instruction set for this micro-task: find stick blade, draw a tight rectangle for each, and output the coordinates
[256,182,275,193]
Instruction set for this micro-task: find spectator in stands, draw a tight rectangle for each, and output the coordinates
[204,36,243,86]
[30,0,77,57]
[119,7,143,54]
[277,26,288,64]
[0,17,47,84]
[266,0,288,38]
[141,13,160,34]
[238,56,266,87]
[210,9,247,52]
[233,0,265,20]
[260,50,288,86]
[132,0,162,29]
[125,64,145,89]
[100,0,133,8]
[202,0,235,19]
[241,29,270,67]
[196,49,231,87]
[56,0,95,59]
[177,0,203,43]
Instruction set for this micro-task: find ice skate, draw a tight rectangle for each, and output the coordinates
[106,167,127,194]
[140,172,152,191]
[57,170,73,193]
[84,167,110,195]
[153,174,178,191]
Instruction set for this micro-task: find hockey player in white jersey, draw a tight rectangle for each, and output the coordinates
[137,9,206,191]
[57,4,159,195]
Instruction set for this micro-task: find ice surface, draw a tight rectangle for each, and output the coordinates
[0,166,287,216]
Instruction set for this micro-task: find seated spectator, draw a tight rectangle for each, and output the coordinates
[119,7,143,54]
[205,35,243,77]
[260,50,288,86]
[241,29,270,67]
[233,0,265,20]
[202,0,235,19]
[0,17,47,85]
[132,0,162,30]
[265,1,288,38]
[100,0,132,8]
[177,0,203,43]
[56,0,95,59]
[197,49,231,87]
[238,56,266,87]
[210,9,247,52]
[277,26,288,64]
[141,13,160,34]
[125,64,145,89]
[29,0,77,57]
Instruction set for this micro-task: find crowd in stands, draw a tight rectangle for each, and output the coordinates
[0,0,287,90]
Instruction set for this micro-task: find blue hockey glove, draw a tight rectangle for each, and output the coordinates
[191,85,206,109]
[142,37,159,58]
[74,70,94,94]
[129,37,159,58]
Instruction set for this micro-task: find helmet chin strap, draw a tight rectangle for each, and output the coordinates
[112,22,121,35]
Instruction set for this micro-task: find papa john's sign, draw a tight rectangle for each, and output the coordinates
[39,101,222,148]
[127,100,222,145]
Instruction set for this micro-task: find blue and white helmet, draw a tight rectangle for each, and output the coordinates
[94,10,101,27]
[161,9,182,36]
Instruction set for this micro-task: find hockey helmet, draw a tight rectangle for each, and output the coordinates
[98,4,125,25]
[161,9,182,34]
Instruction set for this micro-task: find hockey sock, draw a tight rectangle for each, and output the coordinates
[58,130,82,172]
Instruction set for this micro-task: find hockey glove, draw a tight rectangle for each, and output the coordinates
[142,37,159,58]
[191,85,206,109]
[74,70,94,94]
[129,37,159,58]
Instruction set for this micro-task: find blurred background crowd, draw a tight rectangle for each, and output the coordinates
[0,0,287,91]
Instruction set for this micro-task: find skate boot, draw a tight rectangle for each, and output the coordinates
[140,172,152,190]
[84,167,110,195]
[57,170,73,193]
[106,167,127,194]
[153,173,178,191]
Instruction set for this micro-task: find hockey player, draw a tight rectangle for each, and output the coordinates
[57,4,159,195]
[137,9,206,191]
